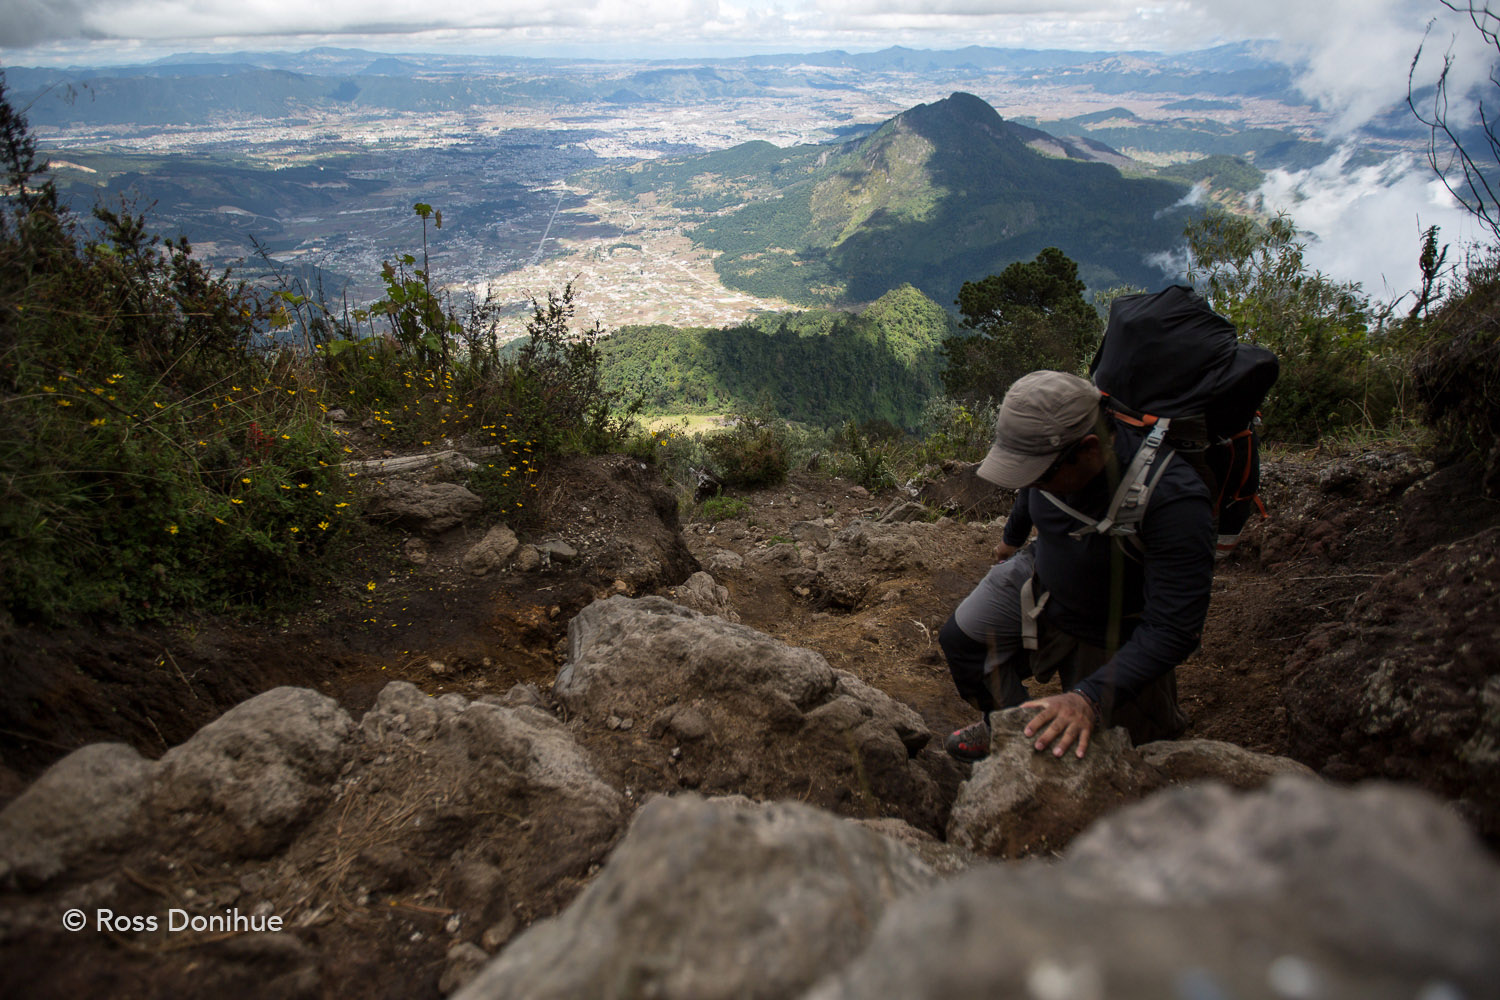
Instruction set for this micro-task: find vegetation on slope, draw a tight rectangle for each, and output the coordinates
[597,284,956,428]
[0,83,635,624]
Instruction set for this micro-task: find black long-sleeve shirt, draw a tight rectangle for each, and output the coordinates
[1000,424,1215,707]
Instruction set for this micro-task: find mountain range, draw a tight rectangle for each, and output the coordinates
[6,41,1308,127]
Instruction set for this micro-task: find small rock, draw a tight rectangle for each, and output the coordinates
[428,660,450,676]
[514,545,542,572]
[403,537,430,565]
[497,684,549,711]
[481,914,519,951]
[439,942,491,994]
[462,524,520,577]
[539,539,578,562]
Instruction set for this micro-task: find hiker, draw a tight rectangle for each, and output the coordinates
[940,369,1216,762]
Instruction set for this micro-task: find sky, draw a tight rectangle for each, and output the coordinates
[2,0,1496,299]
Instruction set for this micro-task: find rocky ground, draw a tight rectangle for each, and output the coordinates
[2,443,1499,998]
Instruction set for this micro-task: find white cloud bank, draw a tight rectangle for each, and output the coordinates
[1254,150,1484,304]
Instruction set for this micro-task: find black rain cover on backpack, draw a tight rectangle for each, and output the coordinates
[1091,285,1279,439]
[1088,285,1279,555]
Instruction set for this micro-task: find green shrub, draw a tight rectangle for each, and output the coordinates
[1184,212,1395,443]
[703,415,790,488]
[0,80,637,622]
[830,420,898,491]
[1413,253,1500,489]
[699,495,750,521]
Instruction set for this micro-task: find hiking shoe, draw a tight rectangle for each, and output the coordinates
[944,718,991,762]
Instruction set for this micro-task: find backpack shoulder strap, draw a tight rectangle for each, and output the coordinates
[1040,419,1176,556]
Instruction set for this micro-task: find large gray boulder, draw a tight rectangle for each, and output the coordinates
[0,743,157,889]
[357,682,626,904]
[1061,776,1500,981]
[149,687,354,858]
[810,776,1500,1000]
[1136,737,1318,789]
[555,596,948,833]
[454,794,938,1000]
[946,707,1166,857]
[366,479,484,533]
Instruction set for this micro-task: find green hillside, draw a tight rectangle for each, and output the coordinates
[1158,155,1265,195]
[591,92,1199,307]
[597,284,957,427]
[1031,110,1335,171]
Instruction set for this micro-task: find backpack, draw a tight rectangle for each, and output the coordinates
[1040,285,1279,559]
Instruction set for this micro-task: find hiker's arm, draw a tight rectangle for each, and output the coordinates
[999,488,1034,555]
[1072,493,1214,709]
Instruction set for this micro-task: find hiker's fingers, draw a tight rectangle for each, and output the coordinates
[993,541,1019,563]
[1021,695,1093,758]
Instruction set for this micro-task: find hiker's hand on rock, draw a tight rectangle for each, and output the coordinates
[993,540,1019,563]
[1020,692,1094,759]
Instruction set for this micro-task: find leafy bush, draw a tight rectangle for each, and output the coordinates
[829,420,897,491]
[703,411,791,488]
[1413,252,1500,491]
[699,496,750,521]
[0,81,638,622]
[1185,212,1396,443]
[0,88,358,621]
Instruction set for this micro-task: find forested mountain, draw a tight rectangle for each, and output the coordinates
[597,284,957,427]
[594,92,1200,307]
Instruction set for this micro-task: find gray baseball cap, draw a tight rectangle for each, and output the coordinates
[976,371,1102,488]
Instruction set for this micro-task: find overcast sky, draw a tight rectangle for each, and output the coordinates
[3,1,1495,297]
[5,2,1490,144]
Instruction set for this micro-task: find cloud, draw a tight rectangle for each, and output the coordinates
[1194,0,1498,132]
[0,0,1233,55]
[0,0,96,48]
[1257,148,1484,301]
[2,0,735,49]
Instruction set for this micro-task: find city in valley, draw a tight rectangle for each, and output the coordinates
[26,52,1387,337]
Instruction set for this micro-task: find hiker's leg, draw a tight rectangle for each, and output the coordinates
[1115,669,1188,743]
[939,617,1002,713]
[943,549,1035,712]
